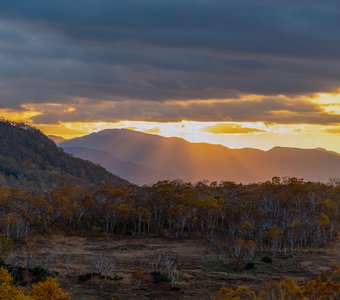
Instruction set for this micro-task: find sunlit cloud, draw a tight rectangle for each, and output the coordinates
[313,90,340,115]
[34,124,88,139]
[18,93,340,126]
[324,127,340,134]
[202,123,265,134]
[0,107,41,122]
[143,127,161,134]
[0,2,339,155]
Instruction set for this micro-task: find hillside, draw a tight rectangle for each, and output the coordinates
[63,146,174,185]
[0,121,129,190]
[61,129,340,184]
[48,135,67,144]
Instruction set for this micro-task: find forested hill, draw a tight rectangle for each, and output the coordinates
[0,120,129,190]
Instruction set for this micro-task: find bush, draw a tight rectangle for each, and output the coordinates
[245,262,255,270]
[150,271,169,283]
[78,272,122,282]
[31,277,71,300]
[261,256,272,264]
[30,267,49,283]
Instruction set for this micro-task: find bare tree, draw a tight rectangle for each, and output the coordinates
[63,253,72,275]
[42,251,56,272]
[22,243,36,270]
[150,252,179,288]
[92,252,116,289]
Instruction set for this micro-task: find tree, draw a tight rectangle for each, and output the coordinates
[244,240,255,263]
[302,279,340,300]
[317,213,331,244]
[92,252,116,289]
[132,266,147,288]
[31,277,71,300]
[232,238,245,262]
[0,267,30,300]
[214,285,256,300]
[0,235,11,262]
[277,278,304,300]
[267,225,283,256]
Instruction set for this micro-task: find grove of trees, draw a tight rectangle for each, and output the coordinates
[0,177,338,259]
[0,177,339,299]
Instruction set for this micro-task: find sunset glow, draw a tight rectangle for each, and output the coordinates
[1,3,340,298]
[0,1,339,152]
[0,91,338,152]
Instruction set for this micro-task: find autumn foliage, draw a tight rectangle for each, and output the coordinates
[214,262,340,300]
[0,179,338,257]
[0,267,70,300]
[0,178,338,299]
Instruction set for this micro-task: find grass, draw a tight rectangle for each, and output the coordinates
[7,234,339,299]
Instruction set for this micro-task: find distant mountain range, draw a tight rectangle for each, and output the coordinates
[60,129,340,184]
[63,146,173,185]
[0,121,129,190]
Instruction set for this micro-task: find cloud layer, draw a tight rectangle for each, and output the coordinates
[0,1,339,125]
[202,123,265,134]
[27,96,340,125]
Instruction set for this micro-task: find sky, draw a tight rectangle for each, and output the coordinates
[0,0,339,151]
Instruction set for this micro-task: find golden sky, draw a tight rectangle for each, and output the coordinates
[0,1,340,152]
[1,90,339,152]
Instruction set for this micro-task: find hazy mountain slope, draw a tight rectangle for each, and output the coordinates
[48,135,67,144]
[262,147,340,179]
[61,129,340,183]
[63,146,173,185]
[0,121,129,190]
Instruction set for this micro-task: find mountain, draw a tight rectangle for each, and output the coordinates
[48,135,67,144]
[0,121,129,190]
[63,146,173,185]
[61,129,340,184]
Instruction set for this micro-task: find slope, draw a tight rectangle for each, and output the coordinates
[0,121,129,190]
[61,129,340,184]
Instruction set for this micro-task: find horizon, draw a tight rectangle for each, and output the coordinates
[51,125,340,154]
[0,3,339,298]
[0,1,339,152]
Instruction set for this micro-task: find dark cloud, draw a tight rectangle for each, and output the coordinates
[1,1,340,57]
[30,97,340,125]
[0,1,340,123]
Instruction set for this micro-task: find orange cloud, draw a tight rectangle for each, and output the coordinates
[203,123,266,134]
[124,126,138,131]
[324,127,340,134]
[0,108,41,122]
[34,124,88,139]
[143,127,161,134]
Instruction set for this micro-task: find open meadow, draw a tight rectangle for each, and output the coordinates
[7,234,339,299]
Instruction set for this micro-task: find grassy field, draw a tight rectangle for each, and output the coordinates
[9,235,340,299]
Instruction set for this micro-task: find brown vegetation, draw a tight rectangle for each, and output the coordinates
[0,120,129,190]
[0,176,339,298]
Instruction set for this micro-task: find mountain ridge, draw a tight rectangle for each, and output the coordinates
[61,129,340,184]
[0,121,129,190]
[62,129,340,155]
[63,146,174,185]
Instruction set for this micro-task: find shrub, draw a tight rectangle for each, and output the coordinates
[150,271,169,283]
[244,262,255,270]
[261,256,272,264]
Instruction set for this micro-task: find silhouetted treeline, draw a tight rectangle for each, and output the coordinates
[0,178,339,256]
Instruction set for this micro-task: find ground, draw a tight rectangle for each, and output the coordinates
[9,235,340,300]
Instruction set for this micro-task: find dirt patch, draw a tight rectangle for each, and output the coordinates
[8,235,340,299]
